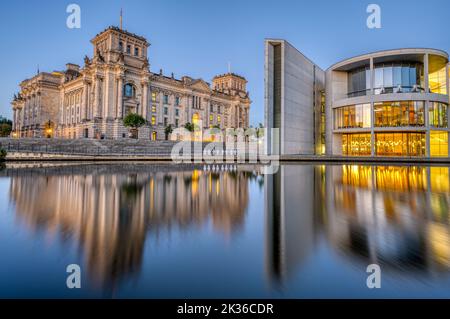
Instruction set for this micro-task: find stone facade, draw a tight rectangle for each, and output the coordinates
[11,26,251,140]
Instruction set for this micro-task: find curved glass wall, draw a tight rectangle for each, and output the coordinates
[430,131,449,157]
[375,132,425,156]
[342,133,371,156]
[374,62,424,94]
[347,67,371,97]
[334,104,371,129]
[429,65,447,95]
[374,101,424,127]
[429,102,448,128]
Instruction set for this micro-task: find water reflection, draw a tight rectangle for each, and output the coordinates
[2,162,450,297]
[6,164,254,290]
[265,164,450,288]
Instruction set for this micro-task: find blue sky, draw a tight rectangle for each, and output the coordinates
[1,0,450,126]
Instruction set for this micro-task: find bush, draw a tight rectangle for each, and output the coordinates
[0,148,6,161]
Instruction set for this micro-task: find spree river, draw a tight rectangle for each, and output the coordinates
[0,162,450,298]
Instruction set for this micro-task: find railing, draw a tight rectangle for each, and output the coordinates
[347,86,425,98]
[0,141,252,157]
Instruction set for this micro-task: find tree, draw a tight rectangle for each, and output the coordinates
[0,117,12,137]
[123,113,146,139]
[256,122,265,138]
[164,124,173,140]
[183,122,195,132]
[0,148,6,161]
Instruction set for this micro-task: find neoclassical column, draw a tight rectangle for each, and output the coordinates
[117,76,124,119]
[141,81,149,120]
[94,75,102,118]
[83,82,90,120]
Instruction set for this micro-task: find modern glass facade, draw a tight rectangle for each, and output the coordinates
[374,101,425,127]
[430,131,449,157]
[374,62,424,94]
[334,104,371,129]
[375,132,425,156]
[342,133,371,156]
[429,102,448,128]
[429,65,447,95]
[347,67,371,97]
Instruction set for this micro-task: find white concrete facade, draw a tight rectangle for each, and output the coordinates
[265,39,325,155]
[265,41,450,157]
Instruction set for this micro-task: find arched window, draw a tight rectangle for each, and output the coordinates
[124,84,135,98]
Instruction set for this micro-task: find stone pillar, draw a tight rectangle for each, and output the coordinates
[117,76,124,118]
[424,53,429,93]
[94,76,101,118]
[142,81,148,120]
[12,109,16,131]
[425,100,430,157]
[81,84,87,121]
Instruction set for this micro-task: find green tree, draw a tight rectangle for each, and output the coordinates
[123,113,146,139]
[164,124,173,140]
[256,122,265,138]
[183,122,195,132]
[0,148,6,161]
[0,117,12,137]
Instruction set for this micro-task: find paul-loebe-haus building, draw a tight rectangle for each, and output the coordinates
[11,26,250,140]
[265,40,450,158]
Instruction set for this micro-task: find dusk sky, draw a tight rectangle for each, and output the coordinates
[1,0,450,125]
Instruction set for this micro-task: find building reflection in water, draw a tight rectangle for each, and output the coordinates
[7,164,253,289]
[265,164,450,286]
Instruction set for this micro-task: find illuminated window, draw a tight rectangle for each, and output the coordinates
[375,132,425,156]
[209,114,213,122]
[429,62,447,94]
[151,116,156,125]
[429,102,448,128]
[152,105,156,113]
[334,104,371,129]
[217,115,221,123]
[151,92,157,102]
[342,134,371,156]
[430,131,448,157]
[374,101,424,127]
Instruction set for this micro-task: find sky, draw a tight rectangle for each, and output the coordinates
[1,0,450,126]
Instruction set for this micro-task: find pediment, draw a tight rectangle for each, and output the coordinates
[189,79,211,93]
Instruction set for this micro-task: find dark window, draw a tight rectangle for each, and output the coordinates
[134,47,139,56]
[119,41,123,51]
[124,84,135,97]
[126,45,131,54]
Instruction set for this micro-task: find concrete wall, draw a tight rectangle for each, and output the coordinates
[265,39,325,155]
